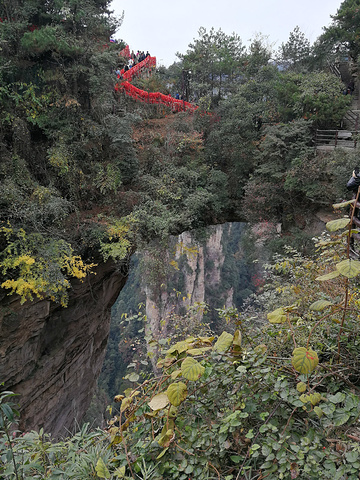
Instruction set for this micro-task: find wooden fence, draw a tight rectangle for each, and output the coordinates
[315,130,358,149]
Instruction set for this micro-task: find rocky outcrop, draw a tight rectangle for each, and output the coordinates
[0,259,128,437]
[144,224,234,349]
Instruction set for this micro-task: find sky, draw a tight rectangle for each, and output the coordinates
[110,0,342,67]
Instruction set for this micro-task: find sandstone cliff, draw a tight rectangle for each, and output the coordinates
[143,224,237,364]
[0,259,128,437]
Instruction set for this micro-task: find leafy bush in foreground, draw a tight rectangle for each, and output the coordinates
[2,202,360,479]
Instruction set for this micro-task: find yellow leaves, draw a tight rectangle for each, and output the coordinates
[166,382,188,407]
[148,393,169,411]
[291,347,319,375]
[32,186,52,205]
[1,278,42,304]
[213,331,233,353]
[267,307,287,324]
[95,458,110,479]
[13,254,35,268]
[63,255,95,280]
[120,397,132,413]
[299,392,322,406]
[99,217,135,262]
[169,260,179,271]
[181,357,205,381]
[336,259,360,278]
[296,382,307,393]
[0,223,95,306]
[175,242,199,260]
[326,218,351,232]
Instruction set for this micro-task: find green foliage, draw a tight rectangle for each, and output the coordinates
[0,223,95,306]
[178,26,245,105]
[289,72,350,127]
[278,26,311,71]
[99,216,135,263]
[98,215,360,479]
[3,216,360,479]
[291,347,319,374]
[319,0,360,61]
[0,0,137,307]
[21,26,80,56]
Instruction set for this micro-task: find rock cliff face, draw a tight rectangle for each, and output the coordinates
[144,225,235,347]
[0,259,128,437]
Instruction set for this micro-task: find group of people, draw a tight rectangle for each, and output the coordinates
[120,50,150,73]
[114,49,151,78]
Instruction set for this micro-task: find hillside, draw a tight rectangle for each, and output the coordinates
[1,0,360,439]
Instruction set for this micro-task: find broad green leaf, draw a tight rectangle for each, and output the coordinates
[181,357,205,381]
[187,347,212,355]
[157,357,174,368]
[148,393,169,411]
[166,341,193,356]
[326,218,350,232]
[95,458,110,479]
[336,259,360,278]
[333,410,350,426]
[296,382,307,393]
[328,392,346,404]
[291,347,319,375]
[332,200,355,209]
[230,455,242,463]
[120,397,132,412]
[114,466,126,478]
[254,344,267,354]
[309,300,333,311]
[158,429,174,447]
[170,369,182,380]
[213,331,233,352]
[262,444,272,457]
[233,330,242,347]
[309,393,322,405]
[345,451,359,463]
[1,404,14,421]
[345,393,360,410]
[314,406,323,418]
[166,382,187,406]
[267,307,286,324]
[156,447,169,460]
[197,336,214,344]
[319,402,335,416]
[126,372,139,383]
[316,271,340,281]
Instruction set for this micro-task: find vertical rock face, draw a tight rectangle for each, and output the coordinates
[0,259,128,437]
[144,224,234,341]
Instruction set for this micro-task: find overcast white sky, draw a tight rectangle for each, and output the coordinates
[110,0,342,66]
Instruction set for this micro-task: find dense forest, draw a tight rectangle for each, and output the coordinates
[3,0,360,478]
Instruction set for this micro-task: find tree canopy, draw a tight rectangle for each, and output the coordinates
[318,0,360,61]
